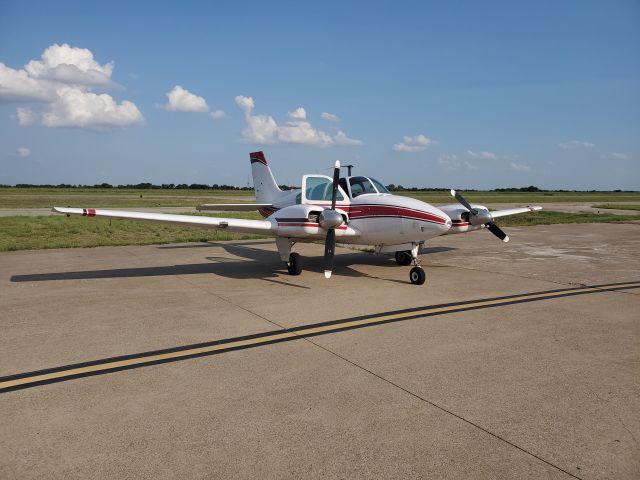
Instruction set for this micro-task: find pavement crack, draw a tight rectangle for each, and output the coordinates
[301,337,584,480]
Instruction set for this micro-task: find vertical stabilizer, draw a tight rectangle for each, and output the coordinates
[250,151,282,204]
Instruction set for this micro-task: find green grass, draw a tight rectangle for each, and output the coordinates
[2,188,640,209]
[497,210,640,227]
[591,203,640,211]
[0,188,254,209]
[403,191,640,205]
[1,210,638,252]
[0,212,266,252]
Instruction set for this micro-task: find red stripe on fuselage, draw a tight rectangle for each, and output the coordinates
[307,203,447,225]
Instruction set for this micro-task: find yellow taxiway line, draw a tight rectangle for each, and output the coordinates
[1,281,638,393]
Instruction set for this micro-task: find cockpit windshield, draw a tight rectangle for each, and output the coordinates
[347,176,389,197]
[369,178,389,194]
[348,177,377,197]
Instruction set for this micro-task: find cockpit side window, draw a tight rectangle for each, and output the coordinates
[348,176,377,197]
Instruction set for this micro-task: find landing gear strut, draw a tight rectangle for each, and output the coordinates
[408,243,426,285]
[287,252,302,275]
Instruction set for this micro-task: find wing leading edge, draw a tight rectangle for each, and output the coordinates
[52,207,275,235]
[490,205,542,218]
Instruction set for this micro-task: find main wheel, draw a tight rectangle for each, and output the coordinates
[395,250,412,266]
[409,266,426,285]
[287,252,302,275]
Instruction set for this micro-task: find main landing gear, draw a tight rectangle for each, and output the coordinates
[398,244,426,285]
[287,252,302,276]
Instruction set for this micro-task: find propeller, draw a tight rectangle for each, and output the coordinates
[450,189,509,242]
[319,160,343,278]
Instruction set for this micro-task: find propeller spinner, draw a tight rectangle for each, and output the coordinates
[450,189,509,242]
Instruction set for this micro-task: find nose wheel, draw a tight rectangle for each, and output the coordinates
[409,266,426,285]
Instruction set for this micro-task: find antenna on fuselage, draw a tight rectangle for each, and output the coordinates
[345,165,354,176]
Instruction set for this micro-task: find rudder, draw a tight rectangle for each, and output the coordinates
[250,151,282,204]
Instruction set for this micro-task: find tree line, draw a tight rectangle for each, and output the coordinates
[0,183,633,193]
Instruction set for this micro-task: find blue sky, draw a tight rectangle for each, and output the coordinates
[1,0,638,189]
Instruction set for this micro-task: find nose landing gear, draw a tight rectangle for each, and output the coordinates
[407,243,426,285]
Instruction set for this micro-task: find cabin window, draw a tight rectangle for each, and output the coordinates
[305,176,344,201]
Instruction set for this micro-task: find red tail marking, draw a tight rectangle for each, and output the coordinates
[250,151,268,165]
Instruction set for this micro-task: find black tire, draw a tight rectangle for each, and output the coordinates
[287,253,302,275]
[409,266,426,285]
[395,250,412,266]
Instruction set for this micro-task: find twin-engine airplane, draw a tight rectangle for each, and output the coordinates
[54,151,541,285]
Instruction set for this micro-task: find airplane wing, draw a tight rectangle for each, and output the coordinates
[52,207,275,235]
[490,205,542,218]
[197,203,273,212]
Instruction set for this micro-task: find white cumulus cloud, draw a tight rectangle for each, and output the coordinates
[41,86,143,128]
[210,109,226,119]
[288,107,306,120]
[0,43,143,130]
[0,63,56,102]
[321,112,340,122]
[16,147,31,157]
[394,134,431,152]
[164,85,209,112]
[509,161,532,172]
[24,43,114,86]
[234,96,361,147]
[559,140,595,149]
[17,107,37,126]
[334,131,363,146]
[601,152,629,160]
[467,150,498,160]
[437,154,477,171]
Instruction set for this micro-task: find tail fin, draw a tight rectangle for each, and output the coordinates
[250,151,282,204]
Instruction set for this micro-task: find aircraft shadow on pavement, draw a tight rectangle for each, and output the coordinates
[9,243,455,283]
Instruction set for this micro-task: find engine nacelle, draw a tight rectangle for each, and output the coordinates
[270,204,348,238]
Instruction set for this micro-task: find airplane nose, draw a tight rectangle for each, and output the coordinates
[434,207,452,230]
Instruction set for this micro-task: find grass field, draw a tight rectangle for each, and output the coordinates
[0,212,265,251]
[2,188,640,209]
[1,210,638,252]
[591,203,640,211]
[1,188,639,252]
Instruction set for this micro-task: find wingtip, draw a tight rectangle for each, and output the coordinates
[324,270,332,279]
[450,189,456,197]
[334,160,340,169]
[503,236,510,243]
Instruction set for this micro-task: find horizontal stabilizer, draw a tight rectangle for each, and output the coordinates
[197,203,273,212]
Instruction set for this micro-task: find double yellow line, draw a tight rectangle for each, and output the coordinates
[1,281,638,393]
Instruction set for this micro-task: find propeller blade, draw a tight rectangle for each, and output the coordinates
[330,160,341,210]
[323,228,336,278]
[450,189,477,215]
[486,222,509,242]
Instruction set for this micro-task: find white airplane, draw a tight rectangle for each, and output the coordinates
[53,151,542,285]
